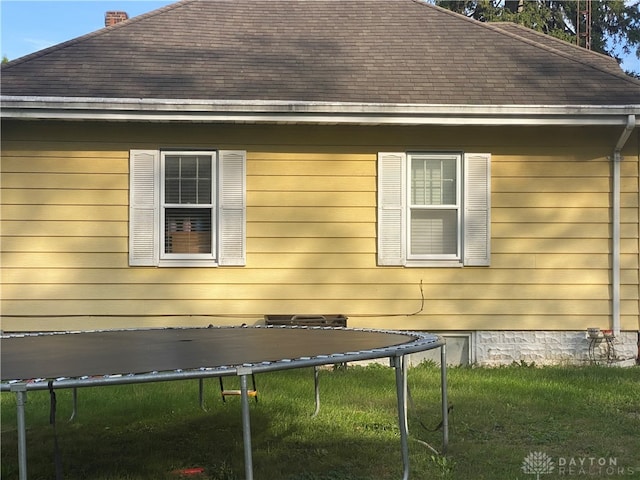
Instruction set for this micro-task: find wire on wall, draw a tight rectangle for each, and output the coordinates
[3,281,426,321]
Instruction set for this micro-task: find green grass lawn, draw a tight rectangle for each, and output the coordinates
[2,363,639,480]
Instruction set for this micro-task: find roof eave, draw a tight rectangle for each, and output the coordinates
[1,96,638,126]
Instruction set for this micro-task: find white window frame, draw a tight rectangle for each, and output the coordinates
[377,151,490,268]
[406,152,462,263]
[160,151,217,264]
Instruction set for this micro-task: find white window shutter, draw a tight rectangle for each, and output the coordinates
[377,152,406,266]
[218,150,246,266]
[129,150,159,266]
[463,153,491,266]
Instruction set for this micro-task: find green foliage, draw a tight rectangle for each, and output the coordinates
[433,0,640,76]
[430,454,457,478]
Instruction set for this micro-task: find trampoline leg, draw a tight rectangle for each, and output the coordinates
[11,383,28,480]
[393,356,410,480]
[402,356,408,436]
[440,344,449,454]
[312,366,320,417]
[199,379,207,411]
[239,370,254,480]
[69,387,78,421]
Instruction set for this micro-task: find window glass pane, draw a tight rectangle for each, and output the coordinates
[165,155,212,205]
[410,209,457,255]
[180,156,198,204]
[165,155,181,204]
[198,179,211,204]
[181,156,198,178]
[411,157,456,206]
[181,177,198,204]
[196,156,212,203]
[165,156,180,177]
[165,208,212,254]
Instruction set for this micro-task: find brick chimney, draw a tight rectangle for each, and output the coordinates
[105,11,129,27]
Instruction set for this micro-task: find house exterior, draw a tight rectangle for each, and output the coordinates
[2,0,639,365]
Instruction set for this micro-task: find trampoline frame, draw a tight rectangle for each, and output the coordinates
[1,326,448,480]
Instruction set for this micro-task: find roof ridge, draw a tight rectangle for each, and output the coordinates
[484,21,640,87]
[491,21,618,65]
[1,0,192,69]
[413,0,640,87]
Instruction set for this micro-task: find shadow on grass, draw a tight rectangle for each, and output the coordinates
[1,385,415,480]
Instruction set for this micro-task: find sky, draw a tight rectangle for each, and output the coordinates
[1,0,639,74]
[1,1,175,60]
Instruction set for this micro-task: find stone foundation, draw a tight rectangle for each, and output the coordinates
[474,330,639,366]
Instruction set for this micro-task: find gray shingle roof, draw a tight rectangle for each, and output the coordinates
[2,0,639,105]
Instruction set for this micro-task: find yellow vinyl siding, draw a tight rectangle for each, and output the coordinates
[1,121,638,332]
[3,283,633,302]
[2,205,126,221]
[2,221,125,237]
[1,189,127,205]
[1,266,626,286]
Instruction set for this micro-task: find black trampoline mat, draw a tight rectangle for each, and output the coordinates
[1,327,417,382]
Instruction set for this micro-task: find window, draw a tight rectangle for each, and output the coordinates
[409,153,460,260]
[162,152,214,259]
[129,149,246,267]
[378,151,490,267]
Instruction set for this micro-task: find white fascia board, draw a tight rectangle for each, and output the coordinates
[1,96,639,126]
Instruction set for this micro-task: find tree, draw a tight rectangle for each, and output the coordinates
[433,0,640,77]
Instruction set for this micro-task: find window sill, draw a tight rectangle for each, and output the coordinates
[159,259,218,268]
[404,260,463,268]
